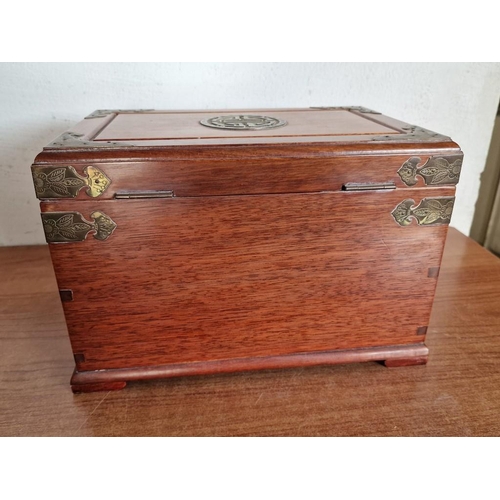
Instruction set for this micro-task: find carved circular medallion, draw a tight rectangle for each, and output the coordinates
[200,114,287,131]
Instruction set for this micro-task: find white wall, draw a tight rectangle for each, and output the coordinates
[1,62,499,246]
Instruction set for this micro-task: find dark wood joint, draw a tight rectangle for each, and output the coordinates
[73,353,85,364]
[416,326,428,336]
[428,267,440,278]
[59,289,74,302]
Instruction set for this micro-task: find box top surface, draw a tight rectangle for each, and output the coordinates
[94,109,397,141]
[40,107,458,159]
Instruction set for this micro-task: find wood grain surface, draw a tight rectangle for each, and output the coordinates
[31,108,462,392]
[42,189,452,374]
[32,154,463,200]
[1,228,499,436]
[35,107,459,159]
[93,110,399,141]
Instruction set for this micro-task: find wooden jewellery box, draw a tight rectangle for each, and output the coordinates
[31,107,463,392]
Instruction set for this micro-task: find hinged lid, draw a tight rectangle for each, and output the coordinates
[41,107,456,150]
[32,107,463,199]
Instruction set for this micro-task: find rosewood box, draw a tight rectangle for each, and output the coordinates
[31,107,463,392]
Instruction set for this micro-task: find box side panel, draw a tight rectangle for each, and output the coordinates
[42,188,453,371]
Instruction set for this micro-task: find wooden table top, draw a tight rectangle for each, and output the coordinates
[1,227,499,436]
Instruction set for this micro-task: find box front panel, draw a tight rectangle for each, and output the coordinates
[31,153,463,199]
[42,188,453,371]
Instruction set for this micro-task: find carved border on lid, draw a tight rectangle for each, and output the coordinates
[47,132,135,149]
[85,109,155,119]
[310,108,450,142]
[310,106,382,114]
[45,128,451,149]
[367,125,449,143]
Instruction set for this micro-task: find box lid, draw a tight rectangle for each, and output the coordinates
[40,107,458,151]
[32,107,462,199]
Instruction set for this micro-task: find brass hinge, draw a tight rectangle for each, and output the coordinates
[342,182,396,192]
[114,190,175,199]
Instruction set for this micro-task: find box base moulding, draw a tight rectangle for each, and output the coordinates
[70,343,429,393]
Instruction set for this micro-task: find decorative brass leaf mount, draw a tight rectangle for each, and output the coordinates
[41,211,117,243]
[397,156,462,186]
[391,198,455,227]
[32,165,111,199]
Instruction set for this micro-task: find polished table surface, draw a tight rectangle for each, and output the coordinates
[1,228,499,436]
